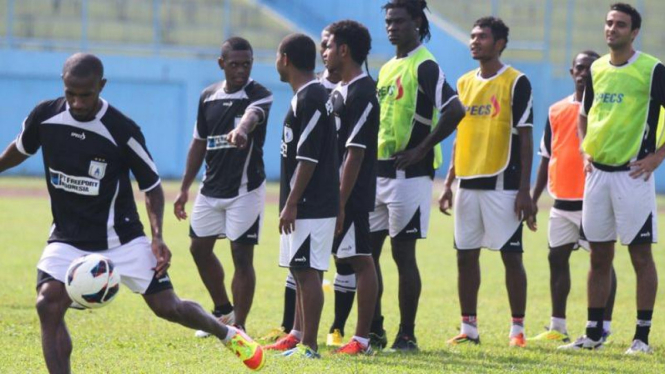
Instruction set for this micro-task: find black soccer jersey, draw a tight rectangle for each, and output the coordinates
[15,98,160,251]
[279,80,339,219]
[195,79,273,198]
[331,73,379,212]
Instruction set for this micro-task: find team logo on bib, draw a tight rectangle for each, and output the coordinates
[88,160,107,180]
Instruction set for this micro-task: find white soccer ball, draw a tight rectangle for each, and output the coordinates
[65,254,121,309]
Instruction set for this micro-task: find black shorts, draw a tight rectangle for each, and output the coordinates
[333,210,371,258]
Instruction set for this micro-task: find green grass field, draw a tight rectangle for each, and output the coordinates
[1,177,664,373]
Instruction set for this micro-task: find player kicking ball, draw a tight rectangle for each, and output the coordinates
[0,53,264,372]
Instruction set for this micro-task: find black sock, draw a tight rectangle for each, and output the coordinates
[634,310,653,345]
[399,323,415,337]
[281,286,296,332]
[214,302,233,316]
[330,264,356,335]
[586,308,605,341]
[371,315,385,335]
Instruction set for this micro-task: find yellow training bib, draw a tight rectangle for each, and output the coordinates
[455,66,522,178]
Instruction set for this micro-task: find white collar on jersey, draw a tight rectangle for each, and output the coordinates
[205,79,253,102]
[333,72,369,102]
[474,64,511,82]
[290,80,321,114]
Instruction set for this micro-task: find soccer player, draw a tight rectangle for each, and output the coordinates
[372,0,465,351]
[321,23,359,348]
[173,37,273,336]
[268,33,339,358]
[265,26,355,347]
[323,20,380,355]
[559,3,665,354]
[439,17,534,347]
[530,51,617,343]
[0,53,264,372]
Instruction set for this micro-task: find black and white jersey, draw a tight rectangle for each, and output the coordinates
[195,79,273,198]
[318,71,339,95]
[331,73,379,212]
[280,80,339,219]
[15,98,160,251]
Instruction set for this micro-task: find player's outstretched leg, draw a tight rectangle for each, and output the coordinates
[190,237,235,338]
[144,288,264,370]
[36,280,73,374]
[230,241,256,329]
[390,238,420,351]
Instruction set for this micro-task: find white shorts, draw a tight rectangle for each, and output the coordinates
[369,176,433,239]
[454,188,523,251]
[37,236,165,294]
[279,218,336,271]
[582,169,657,245]
[548,208,588,250]
[190,182,265,244]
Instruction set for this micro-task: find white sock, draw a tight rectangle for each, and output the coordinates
[223,325,238,343]
[289,329,303,340]
[353,336,369,347]
[333,273,357,292]
[550,317,567,333]
[603,320,611,334]
[510,323,525,338]
[461,321,479,339]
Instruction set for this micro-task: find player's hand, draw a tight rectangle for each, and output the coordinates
[174,190,188,220]
[279,202,297,235]
[526,198,538,232]
[394,145,426,170]
[151,237,172,278]
[335,205,345,236]
[438,185,454,216]
[514,188,534,222]
[226,128,248,149]
[629,152,665,181]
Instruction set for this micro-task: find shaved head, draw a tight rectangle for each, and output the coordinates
[62,53,104,79]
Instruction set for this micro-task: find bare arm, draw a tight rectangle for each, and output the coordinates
[532,157,549,205]
[394,98,465,170]
[173,139,206,220]
[336,147,365,235]
[146,184,171,277]
[438,139,457,215]
[279,160,317,234]
[515,127,535,230]
[0,142,29,174]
